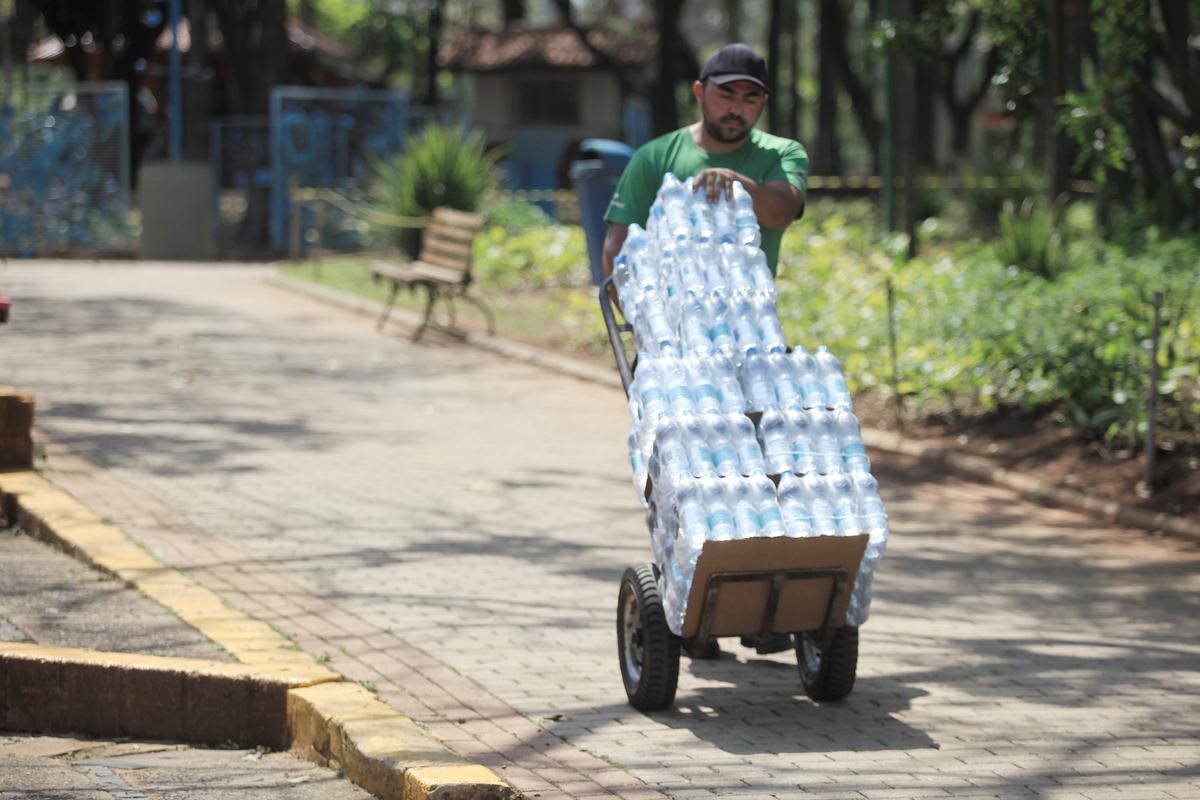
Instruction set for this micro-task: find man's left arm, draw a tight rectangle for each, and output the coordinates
[691,140,809,228]
[691,172,804,228]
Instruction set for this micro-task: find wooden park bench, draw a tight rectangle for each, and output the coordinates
[371,207,494,341]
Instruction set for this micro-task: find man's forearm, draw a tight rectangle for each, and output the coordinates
[743,177,805,229]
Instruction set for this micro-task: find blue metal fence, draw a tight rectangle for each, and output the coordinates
[0,83,132,257]
[268,86,410,251]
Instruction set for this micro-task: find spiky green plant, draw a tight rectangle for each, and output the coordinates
[370,124,503,256]
[997,197,1067,281]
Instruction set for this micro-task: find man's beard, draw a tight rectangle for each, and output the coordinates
[702,111,750,144]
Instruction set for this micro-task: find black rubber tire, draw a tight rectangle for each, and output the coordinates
[617,564,680,711]
[796,625,859,702]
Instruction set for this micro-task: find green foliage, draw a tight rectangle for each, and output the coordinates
[777,202,1200,446]
[473,224,588,290]
[483,200,555,233]
[997,197,1067,281]
[369,124,502,257]
[973,0,1045,120]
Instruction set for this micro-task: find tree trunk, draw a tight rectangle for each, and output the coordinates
[184,0,211,160]
[942,11,999,159]
[724,0,741,42]
[893,0,919,256]
[651,0,694,136]
[297,0,316,27]
[424,0,444,107]
[502,0,525,26]
[1043,0,1069,202]
[767,0,782,134]
[827,0,881,173]
[211,0,287,244]
[787,0,801,140]
[814,0,842,175]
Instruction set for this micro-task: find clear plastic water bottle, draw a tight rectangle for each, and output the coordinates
[703,412,740,477]
[646,199,664,242]
[833,409,870,473]
[712,193,737,243]
[709,355,747,413]
[685,356,722,415]
[727,411,767,475]
[680,295,712,356]
[799,473,837,536]
[698,476,735,540]
[660,174,690,241]
[731,296,761,356]
[628,427,648,491]
[612,255,639,322]
[730,181,761,248]
[690,192,716,243]
[792,347,828,409]
[744,247,776,297]
[633,359,668,422]
[720,242,755,295]
[828,472,862,535]
[756,297,788,354]
[750,474,786,537]
[757,407,794,474]
[639,292,675,356]
[624,224,658,291]
[809,408,841,475]
[660,358,696,416]
[739,353,777,411]
[785,408,817,474]
[705,296,737,352]
[673,477,708,581]
[675,245,707,296]
[726,478,761,539]
[815,345,852,409]
[768,352,802,409]
[853,471,889,541]
[680,414,715,477]
[697,244,727,295]
[652,417,691,484]
[776,472,816,537]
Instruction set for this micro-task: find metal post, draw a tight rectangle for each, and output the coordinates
[880,0,897,232]
[1140,291,1163,498]
[887,276,904,429]
[168,0,183,163]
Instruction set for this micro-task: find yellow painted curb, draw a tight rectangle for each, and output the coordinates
[0,470,515,799]
[1,642,332,749]
[289,682,515,799]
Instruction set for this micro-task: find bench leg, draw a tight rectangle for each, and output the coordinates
[412,284,437,341]
[462,293,496,336]
[377,282,400,331]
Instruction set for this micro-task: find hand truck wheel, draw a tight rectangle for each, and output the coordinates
[796,625,858,702]
[617,564,680,711]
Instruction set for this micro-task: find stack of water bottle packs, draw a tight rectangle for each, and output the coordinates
[613,173,889,635]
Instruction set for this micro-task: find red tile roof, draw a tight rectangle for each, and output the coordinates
[439,26,653,72]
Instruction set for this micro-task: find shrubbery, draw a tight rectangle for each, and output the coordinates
[400,192,1197,446]
[369,124,501,257]
[778,199,1199,445]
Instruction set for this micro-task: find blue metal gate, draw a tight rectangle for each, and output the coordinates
[0,83,132,257]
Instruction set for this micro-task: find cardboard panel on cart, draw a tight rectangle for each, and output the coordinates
[680,534,868,640]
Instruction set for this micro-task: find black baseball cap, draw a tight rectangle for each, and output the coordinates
[699,43,769,92]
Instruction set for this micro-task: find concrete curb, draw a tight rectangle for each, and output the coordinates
[0,470,515,800]
[268,269,1200,543]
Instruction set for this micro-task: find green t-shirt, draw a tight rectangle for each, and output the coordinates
[603,126,809,271]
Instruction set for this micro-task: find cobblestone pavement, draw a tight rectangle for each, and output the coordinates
[3,262,1199,800]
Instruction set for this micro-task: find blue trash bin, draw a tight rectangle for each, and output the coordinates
[569,138,635,285]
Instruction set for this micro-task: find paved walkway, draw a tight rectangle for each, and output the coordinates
[0,526,371,798]
[3,262,1199,799]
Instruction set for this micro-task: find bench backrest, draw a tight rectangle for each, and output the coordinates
[418,207,486,278]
